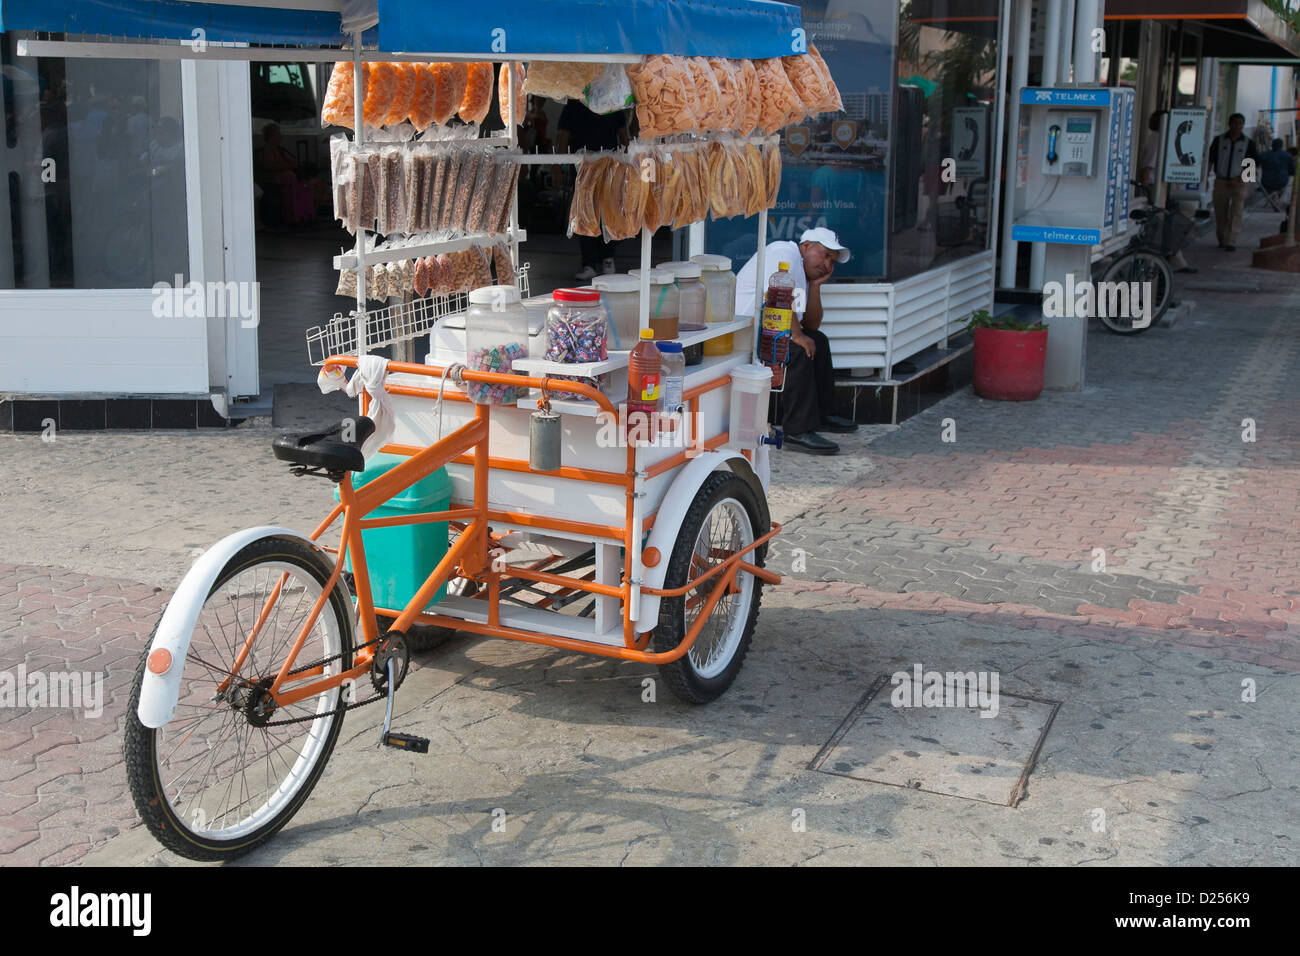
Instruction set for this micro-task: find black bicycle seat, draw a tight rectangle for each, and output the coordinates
[272,417,376,475]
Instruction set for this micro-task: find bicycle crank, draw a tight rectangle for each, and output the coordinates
[371,634,430,754]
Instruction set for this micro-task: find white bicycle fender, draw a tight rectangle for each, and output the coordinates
[136,526,324,729]
[637,450,753,625]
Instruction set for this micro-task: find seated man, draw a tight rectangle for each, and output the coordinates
[734,227,857,454]
[1258,137,1295,206]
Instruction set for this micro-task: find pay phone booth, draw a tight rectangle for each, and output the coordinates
[1012,87,1136,389]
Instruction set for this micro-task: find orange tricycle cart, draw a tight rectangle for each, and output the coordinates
[33,0,823,859]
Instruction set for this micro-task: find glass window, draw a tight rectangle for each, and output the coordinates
[707,0,897,280]
[889,0,1000,279]
[0,38,189,290]
[706,0,1001,283]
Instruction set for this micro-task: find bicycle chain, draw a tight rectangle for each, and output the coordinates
[261,634,391,727]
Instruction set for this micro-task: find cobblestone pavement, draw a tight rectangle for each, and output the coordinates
[3,217,1298,865]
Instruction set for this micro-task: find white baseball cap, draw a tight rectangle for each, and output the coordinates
[800,227,851,263]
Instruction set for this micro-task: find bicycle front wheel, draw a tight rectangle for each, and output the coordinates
[124,536,354,861]
[1099,251,1173,334]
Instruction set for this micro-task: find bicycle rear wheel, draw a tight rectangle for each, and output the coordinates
[124,536,354,861]
[1099,251,1172,334]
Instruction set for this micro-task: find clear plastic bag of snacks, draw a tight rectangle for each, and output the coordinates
[499,62,526,127]
[466,156,498,233]
[413,256,431,296]
[492,160,520,234]
[781,53,825,123]
[705,140,743,220]
[322,62,357,129]
[686,57,722,131]
[762,136,782,209]
[384,63,418,126]
[407,64,438,130]
[582,62,635,114]
[525,60,601,102]
[708,58,741,133]
[430,254,452,295]
[740,140,767,217]
[808,44,843,113]
[459,62,494,124]
[736,59,761,136]
[336,266,357,298]
[430,62,467,126]
[362,63,399,128]
[755,58,802,134]
[626,55,699,138]
[568,154,606,238]
[451,151,482,231]
[492,242,514,283]
[376,146,407,235]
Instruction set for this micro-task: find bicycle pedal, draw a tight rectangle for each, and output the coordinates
[382,732,429,754]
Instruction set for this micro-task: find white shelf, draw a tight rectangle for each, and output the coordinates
[335,229,527,270]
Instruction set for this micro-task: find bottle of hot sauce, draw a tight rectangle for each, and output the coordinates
[626,328,662,439]
[759,262,795,388]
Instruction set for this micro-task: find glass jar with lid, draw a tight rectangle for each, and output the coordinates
[691,253,737,356]
[630,269,678,340]
[546,287,612,397]
[465,284,528,405]
[591,273,641,350]
[657,261,707,332]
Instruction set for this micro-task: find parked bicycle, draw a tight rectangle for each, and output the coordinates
[1090,181,1196,335]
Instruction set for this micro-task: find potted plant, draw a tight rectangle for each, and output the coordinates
[964,309,1048,401]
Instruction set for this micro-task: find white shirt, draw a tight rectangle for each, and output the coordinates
[734,241,807,323]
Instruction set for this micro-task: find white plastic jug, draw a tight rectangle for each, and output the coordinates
[728,363,773,450]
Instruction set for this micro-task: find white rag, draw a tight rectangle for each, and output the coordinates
[316,355,394,461]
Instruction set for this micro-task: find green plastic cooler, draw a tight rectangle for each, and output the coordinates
[334,452,453,610]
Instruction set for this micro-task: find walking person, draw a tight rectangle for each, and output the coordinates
[1208,113,1258,251]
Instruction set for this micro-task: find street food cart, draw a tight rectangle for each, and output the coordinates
[6,0,842,860]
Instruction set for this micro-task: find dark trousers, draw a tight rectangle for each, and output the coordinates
[775,327,835,435]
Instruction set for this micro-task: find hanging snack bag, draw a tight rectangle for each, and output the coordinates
[735,59,762,136]
[781,53,827,122]
[755,58,802,134]
[741,141,767,217]
[705,141,740,220]
[430,62,468,126]
[708,57,742,134]
[438,149,463,231]
[492,160,520,235]
[322,62,358,129]
[408,64,439,130]
[384,63,418,126]
[499,62,526,127]
[427,152,450,231]
[452,150,482,231]
[616,152,650,239]
[525,61,601,102]
[466,155,498,234]
[686,57,722,131]
[379,146,409,235]
[568,155,605,237]
[762,136,782,209]
[582,62,636,114]
[385,260,404,297]
[492,243,514,284]
[369,262,387,301]
[626,55,699,138]
[413,255,431,297]
[363,62,399,128]
[638,146,664,233]
[808,45,843,113]
[469,244,493,289]
[459,62,494,125]
[431,254,452,295]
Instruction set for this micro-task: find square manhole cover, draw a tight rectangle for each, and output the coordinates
[809,675,1061,806]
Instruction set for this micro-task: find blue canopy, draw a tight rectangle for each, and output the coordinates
[0,0,804,59]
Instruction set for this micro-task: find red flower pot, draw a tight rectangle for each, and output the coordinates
[972,326,1047,401]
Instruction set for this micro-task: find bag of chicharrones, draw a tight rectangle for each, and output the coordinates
[625,55,700,138]
[685,56,723,131]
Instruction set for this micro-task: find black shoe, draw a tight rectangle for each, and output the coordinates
[1176,267,1198,273]
[1224,244,1236,251]
[821,415,859,433]
[785,431,839,454]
